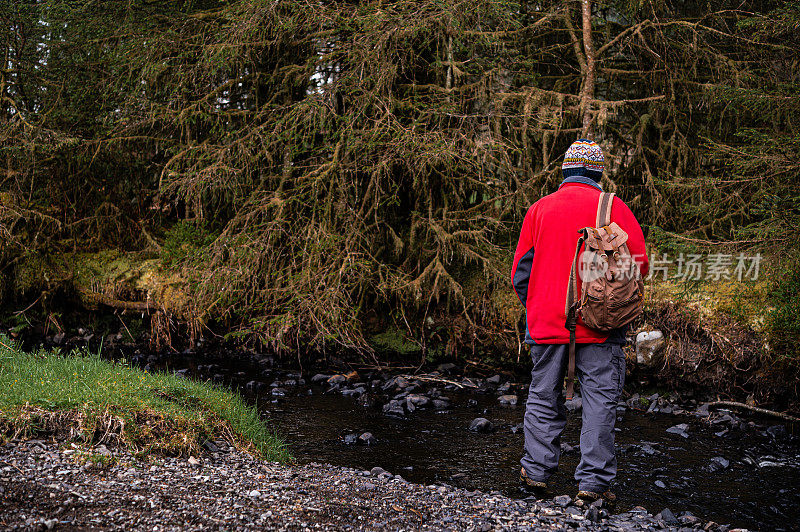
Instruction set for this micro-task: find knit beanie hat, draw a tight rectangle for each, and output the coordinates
[561,139,605,182]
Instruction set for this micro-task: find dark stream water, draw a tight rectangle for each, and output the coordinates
[260,385,800,531]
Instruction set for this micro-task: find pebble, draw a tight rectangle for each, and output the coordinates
[11,440,693,530]
[554,494,572,507]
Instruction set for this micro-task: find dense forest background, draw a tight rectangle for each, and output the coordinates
[1,1,799,392]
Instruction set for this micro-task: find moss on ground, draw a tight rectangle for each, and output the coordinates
[369,328,422,357]
[645,276,771,334]
[0,336,289,460]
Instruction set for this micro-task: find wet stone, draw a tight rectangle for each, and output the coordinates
[498,395,518,406]
[679,513,702,526]
[708,456,730,472]
[432,399,451,410]
[436,363,457,374]
[560,442,577,454]
[565,397,582,412]
[382,400,405,417]
[341,387,366,397]
[767,425,787,439]
[245,380,265,392]
[659,508,679,526]
[358,432,376,445]
[666,423,690,438]
[468,418,494,433]
[406,394,430,407]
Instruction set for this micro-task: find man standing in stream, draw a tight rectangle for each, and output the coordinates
[511,139,649,505]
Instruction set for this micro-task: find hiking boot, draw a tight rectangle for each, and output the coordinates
[519,468,547,498]
[577,489,617,510]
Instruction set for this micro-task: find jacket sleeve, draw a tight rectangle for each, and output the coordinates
[613,197,649,278]
[511,207,536,307]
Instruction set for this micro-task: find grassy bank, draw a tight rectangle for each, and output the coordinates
[0,336,288,460]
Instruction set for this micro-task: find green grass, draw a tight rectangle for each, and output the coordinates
[0,336,289,461]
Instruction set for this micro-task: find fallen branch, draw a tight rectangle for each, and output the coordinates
[708,401,800,423]
[398,374,478,389]
[78,288,156,313]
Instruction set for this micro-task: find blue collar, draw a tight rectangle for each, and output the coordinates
[559,175,603,190]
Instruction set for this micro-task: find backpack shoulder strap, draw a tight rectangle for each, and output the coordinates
[595,192,615,228]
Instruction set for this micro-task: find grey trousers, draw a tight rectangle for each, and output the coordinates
[520,343,625,493]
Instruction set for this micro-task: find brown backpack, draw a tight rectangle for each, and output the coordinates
[563,192,644,399]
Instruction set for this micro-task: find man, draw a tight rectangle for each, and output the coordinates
[511,139,649,504]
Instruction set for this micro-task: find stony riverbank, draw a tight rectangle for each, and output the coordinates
[0,438,745,532]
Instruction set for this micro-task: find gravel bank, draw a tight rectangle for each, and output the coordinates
[0,439,742,531]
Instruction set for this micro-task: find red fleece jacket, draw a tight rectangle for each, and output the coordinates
[512,182,649,344]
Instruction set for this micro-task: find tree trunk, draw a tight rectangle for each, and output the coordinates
[580,0,596,138]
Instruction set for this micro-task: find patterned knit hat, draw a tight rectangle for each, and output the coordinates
[562,139,605,182]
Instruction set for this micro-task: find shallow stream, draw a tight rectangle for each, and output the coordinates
[261,383,799,531]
